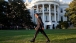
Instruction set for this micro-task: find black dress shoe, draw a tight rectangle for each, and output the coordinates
[30,40,35,42]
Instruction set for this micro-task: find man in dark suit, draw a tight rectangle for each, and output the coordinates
[30,13,50,42]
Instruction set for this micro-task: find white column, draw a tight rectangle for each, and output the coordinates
[32,7,34,13]
[57,6,59,21]
[32,7,35,23]
[42,4,44,23]
[49,4,51,22]
[49,4,52,29]
[37,5,38,13]
[54,4,56,22]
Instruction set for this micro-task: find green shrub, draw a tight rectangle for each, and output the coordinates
[56,21,69,29]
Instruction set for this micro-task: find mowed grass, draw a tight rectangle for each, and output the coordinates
[0,29,76,43]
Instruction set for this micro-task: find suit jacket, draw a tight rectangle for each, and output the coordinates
[36,16,44,29]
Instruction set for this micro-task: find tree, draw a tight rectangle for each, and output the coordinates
[0,0,35,30]
[56,21,69,29]
[0,0,4,1]
[65,0,76,27]
[0,1,9,29]
[7,0,34,29]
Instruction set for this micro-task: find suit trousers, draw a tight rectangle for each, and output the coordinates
[33,29,49,40]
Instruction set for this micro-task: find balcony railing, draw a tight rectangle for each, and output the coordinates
[34,9,55,13]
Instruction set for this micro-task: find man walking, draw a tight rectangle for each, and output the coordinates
[30,13,50,42]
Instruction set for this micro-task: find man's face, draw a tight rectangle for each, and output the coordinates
[35,14,37,18]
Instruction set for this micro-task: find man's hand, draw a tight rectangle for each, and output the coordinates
[35,28,36,30]
[35,28,37,30]
[42,27,44,30]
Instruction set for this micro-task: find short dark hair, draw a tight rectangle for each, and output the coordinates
[34,13,39,16]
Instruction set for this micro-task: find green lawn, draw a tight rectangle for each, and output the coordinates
[0,29,76,43]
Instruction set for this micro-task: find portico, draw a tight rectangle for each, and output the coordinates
[33,3,59,29]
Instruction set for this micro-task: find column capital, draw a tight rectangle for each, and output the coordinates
[42,4,45,6]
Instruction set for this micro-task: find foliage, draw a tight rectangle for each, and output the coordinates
[56,21,69,29]
[65,0,76,27]
[0,1,35,30]
[0,1,9,29]
[0,0,4,1]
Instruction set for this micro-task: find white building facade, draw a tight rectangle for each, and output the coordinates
[25,0,69,29]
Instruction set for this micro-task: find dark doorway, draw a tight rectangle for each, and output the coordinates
[46,25,50,29]
[52,24,55,29]
[61,16,63,22]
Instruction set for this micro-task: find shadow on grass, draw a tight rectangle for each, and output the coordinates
[30,42,50,43]
[27,40,51,43]
[28,38,76,43]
